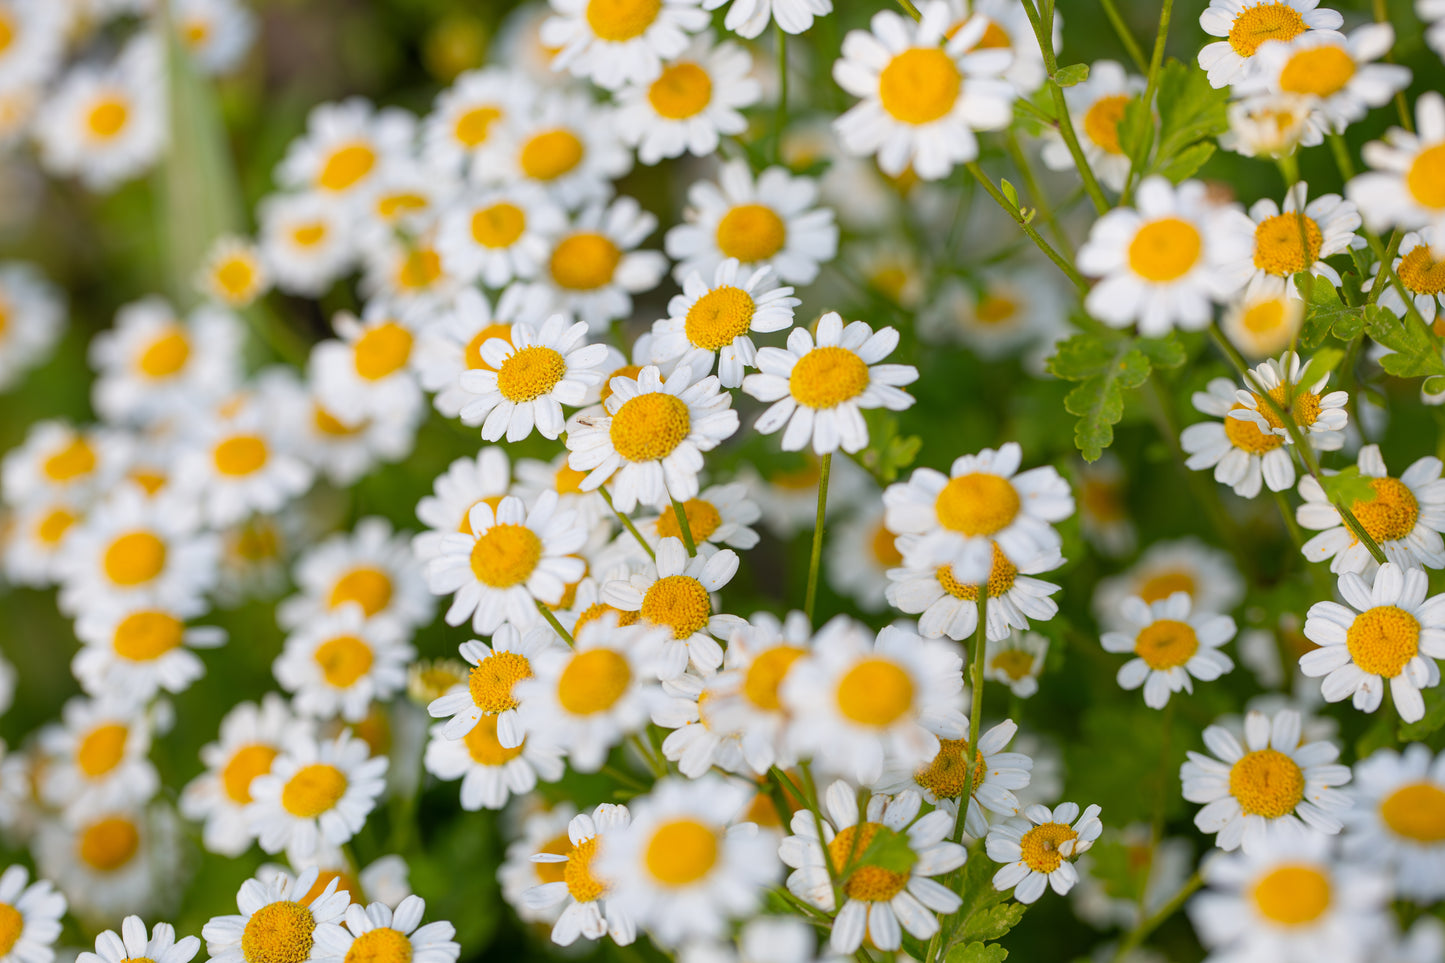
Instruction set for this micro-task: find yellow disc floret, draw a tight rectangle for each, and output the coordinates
[1379,782,1445,842]
[1250,864,1331,925]
[828,822,912,901]
[585,0,661,41]
[914,738,987,800]
[138,330,191,378]
[935,473,1020,536]
[214,435,269,477]
[1229,748,1305,818]
[0,903,22,957]
[684,286,755,350]
[557,648,631,714]
[936,542,1018,600]
[565,836,606,901]
[1253,213,1323,276]
[1128,217,1203,282]
[1133,619,1199,669]
[520,130,584,181]
[463,716,526,766]
[329,567,393,616]
[1018,821,1078,874]
[835,658,914,726]
[78,815,140,871]
[1083,94,1130,155]
[1406,145,1445,210]
[1228,2,1308,56]
[878,48,962,125]
[657,498,723,542]
[103,531,167,587]
[1279,45,1356,98]
[468,650,533,714]
[743,645,806,711]
[344,928,412,963]
[318,144,376,193]
[223,744,279,804]
[113,610,184,661]
[1345,605,1420,677]
[77,723,128,777]
[496,345,567,403]
[648,62,712,119]
[353,322,414,380]
[241,901,316,963]
[1350,477,1420,544]
[715,204,786,263]
[610,392,691,462]
[314,635,375,688]
[640,574,712,639]
[549,233,621,290]
[644,819,719,886]
[789,346,869,409]
[280,763,349,818]
[1397,244,1445,295]
[470,202,526,248]
[469,523,543,588]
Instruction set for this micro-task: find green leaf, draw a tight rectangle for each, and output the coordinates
[1135,335,1186,370]
[946,944,1008,963]
[1001,177,1020,209]
[1297,346,1347,389]
[1365,307,1445,379]
[962,902,1028,942]
[1118,95,1153,167]
[1154,141,1215,183]
[1053,63,1089,87]
[1048,332,1158,461]
[1319,466,1378,507]
[1151,59,1228,167]
[847,824,918,876]
[1399,687,1445,740]
[1299,277,1374,349]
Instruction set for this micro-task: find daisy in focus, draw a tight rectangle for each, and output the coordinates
[428,625,565,746]
[201,865,351,963]
[1229,351,1350,451]
[458,314,608,442]
[986,801,1103,904]
[885,540,1062,643]
[876,718,1034,836]
[245,730,388,861]
[1182,375,1299,498]
[651,259,797,389]
[1101,593,1237,709]
[422,713,565,811]
[314,897,459,963]
[1365,228,1445,322]
[0,866,66,963]
[1228,184,1361,299]
[1295,445,1445,573]
[1196,0,1342,88]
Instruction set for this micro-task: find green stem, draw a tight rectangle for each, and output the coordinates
[599,487,656,561]
[803,453,832,623]
[1365,231,1403,305]
[1272,489,1307,551]
[965,162,1089,290]
[535,599,574,645]
[1120,0,1175,205]
[773,26,788,165]
[894,0,922,18]
[1135,699,1176,919]
[671,496,698,556]
[1005,130,1073,256]
[1097,0,1149,71]
[1111,871,1204,962]
[799,762,842,908]
[955,591,990,843]
[1371,0,1414,132]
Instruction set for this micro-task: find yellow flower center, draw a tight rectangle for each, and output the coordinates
[976,19,1011,47]
[291,223,327,248]
[828,822,912,901]
[470,202,527,248]
[1224,401,1287,453]
[454,105,501,147]
[138,329,191,377]
[1253,213,1323,276]
[77,722,128,777]
[656,498,722,542]
[344,928,411,963]
[469,523,543,588]
[789,345,870,409]
[555,463,589,494]
[536,832,573,884]
[549,232,621,291]
[644,819,719,886]
[314,404,363,437]
[1134,619,1199,669]
[1128,217,1203,281]
[78,815,140,872]
[1406,145,1445,211]
[376,192,428,222]
[871,521,903,566]
[935,472,1020,536]
[743,645,806,711]
[600,364,641,403]
[1242,296,1289,334]
[113,610,183,661]
[1345,605,1420,677]
[520,129,584,181]
[565,836,606,901]
[878,47,962,125]
[353,322,414,380]
[464,325,511,373]
[43,437,96,481]
[329,566,393,616]
[1350,477,1420,544]
[1229,748,1305,818]
[1138,570,1198,604]
[573,603,640,635]
[1279,45,1356,98]
[1398,244,1445,295]
[280,763,349,818]
[463,715,526,766]
[914,738,986,800]
[649,62,713,119]
[609,391,691,462]
[683,285,756,351]
[87,97,129,138]
[557,648,632,714]
[1379,781,1445,842]
[1251,864,1331,925]
[0,903,22,957]
[496,345,566,402]
[222,743,279,804]
[103,531,167,587]
[1083,95,1130,155]
[640,574,712,639]
[1227,2,1308,56]
[241,901,315,963]
[456,496,505,536]
[935,542,1018,600]
[314,635,375,688]
[991,648,1036,680]
[835,657,914,726]
[585,0,661,40]
[36,507,78,545]
[1019,821,1078,874]
[214,257,258,302]
[318,143,376,193]
[394,247,442,292]
[715,204,787,263]
[0,14,12,55]
[214,435,269,477]
[468,650,532,713]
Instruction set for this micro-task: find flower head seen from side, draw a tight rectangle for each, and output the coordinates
[652,258,797,389]
[1101,593,1237,709]
[1342,743,1445,901]
[245,731,388,862]
[78,917,200,963]
[522,803,636,947]
[1221,91,1319,158]
[1348,92,1445,235]
[313,896,458,963]
[1222,288,1305,359]
[742,311,916,456]
[986,801,1103,903]
[422,711,565,812]
[202,865,351,963]
[0,866,66,963]
[1300,562,1445,723]
[1295,445,1445,573]
[1196,0,1343,88]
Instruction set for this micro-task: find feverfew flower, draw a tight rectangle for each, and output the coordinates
[1230,351,1350,452]
[0,866,66,963]
[541,0,710,92]
[1229,184,1361,299]
[1101,593,1237,709]
[202,866,351,963]
[1342,744,1445,901]
[1196,0,1342,88]
[885,540,1062,643]
[436,184,566,289]
[276,98,413,205]
[273,604,415,722]
[315,897,459,963]
[1295,445,1445,573]
[520,804,633,946]
[983,632,1049,697]
[652,259,797,389]
[615,34,760,165]
[73,597,226,704]
[1040,60,1145,192]
[1367,227,1445,322]
[703,0,831,37]
[78,917,199,963]
[533,197,668,333]
[245,730,388,861]
[1349,92,1445,234]
[426,625,566,746]
[194,236,269,308]
[876,719,1034,835]
[986,801,1103,903]
[423,713,565,811]
[1182,376,1298,498]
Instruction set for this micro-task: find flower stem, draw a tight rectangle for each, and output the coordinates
[671,496,698,556]
[1097,0,1149,71]
[803,452,832,623]
[535,599,574,645]
[1111,871,1203,962]
[600,487,656,561]
[955,591,990,843]
[964,162,1089,290]
[1004,130,1073,256]
[1120,0,1176,205]
[774,26,788,165]
[894,0,923,18]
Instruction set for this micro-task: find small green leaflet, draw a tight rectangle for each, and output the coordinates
[1117,59,1227,183]
[1298,277,1375,349]
[1319,466,1379,507]
[845,824,918,876]
[1053,63,1089,87]
[946,943,1009,963]
[1364,306,1445,379]
[1047,330,1185,461]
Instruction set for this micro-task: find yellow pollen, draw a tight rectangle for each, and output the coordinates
[914,738,987,800]
[213,435,269,477]
[329,567,394,616]
[536,831,573,885]
[222,744,279,803]
[468,650,532,713]
[715,204,787,263]
[871,521,903,566]
[1345,605,1420,677]
[291,223,327,248]
[1230,748,1305,818]
[1380,782,1445,842]
[557,648,632,714]
[574,603,640,634]
[113,610,184,661]
[684,286,756,350]
[314,635,375,688]
[935,472,1021,536]
[549,233,621,290]
[1133,619,1200,669]
[496,345,566,402]
[1279,45,1356,98]
[1398,244,1445,295]
[640,574,712,639]
[1243,384,1323,431]
[454,105,501,147]
[657,498,722,542]
[1019,821,1079,874]
[318,143,376,192]
[103,531,167,587]
[463,715,526,766]
[280,763,349,818]
[1083,94,1130,155]
[344,928,411,963]
[520,129,584,181]
[241,901,316,963]
[565,836,605,901]
[78,816,139,872]
[470,202,526,248]
[609,392,691,462]
[1406,145,1445,211]
[36,507,78,544]
[1224,401,1286,453]
[395,247,441,291]
[936,542,1018,600]
[836,658,914,726]
[991,649,1035,680]
[1128,217,1203,281]
[469,523,543,588]
[353,322,414,380]
[600,364,642,403]
[644,819,719,886]
[465,323,512,371]
[87,97,129,138]
[1138,570,1198,604]
[42,437,96,482]
[138,329,191,377]
[828,823,911,901]
[0,903,22,957]
[649,62,713,119]
[789,346,869,408]
[1350,477,1420,544]
[1251,864,1331,925]
[743,645,805,711]
[77,722,128,777]
[585,0,661,41]
[878,47,962,125]
[1228,2,1308,56]
[1253,213,1323,276]
[214,257,258,302]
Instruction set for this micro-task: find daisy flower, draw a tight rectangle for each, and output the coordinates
[473,90,632,208]
[532,197,668,333]
[1092,537,1245,629]
[422,67,527,174]
[1295,445,1445,573]
[436,184,564,289]
[781,782,965,954]
[201,865,351,963]
[358,232,463,317]
[1366,227,1445,322]
[316,896,458,963]
[39,698,157,821]
[174,397,315,529]
[173,0,257,75]
[423,714,565,811]
[458,313,608,443]
[180,695,311,857]
[877,719,1033,836]
[886,540,1062,643]
[1078,176,1255,334]
[245,730,388,861]
[296,384,421,488]
[566,363,739,513]
[742,312,917,456]
[703,0,830,37]
[652,259,798,389]
[1196,0,1342,88]
[278,516,435,631]
[986,801,1103,903]
[1101,593,1237,709]
[1349,92,1445,234]
[1300,562,1445,723]
[1240,25,1410,137]
[1181,708,1352,853]
[0,261,64,393]
[194,236,269,308]
[782,621,967,785]
[833,4,1014,181]
[414,285,552,424]
[36,804,184,923]
[1188,827,1391,963]
[1181,376,1299,498]
[919,267,1068,365]
[1039,60,1144,192]
[514,452,610,534]
[2,420,127,508]
[636,482,760,551]
[983,632,1049,697]
[424,491,586,633]
[699,611,814,775]
[310,307,424,426]
[948,0,1055,95]
[276,98,414,206]
[1,496,84,587]
[524,804,638,946]
[541,0,710,92]
[273,604,415,723]
[652,671,750,777]
[1229,184,1361,298]
[355,160,455,246]
[664,161,838,286]
[1229,350,1350,451]
[597,775,779,946]
[72,597,226,703]
[79,917,198,963]
[257,191,355,296]
[616,33,760,165]
[499,804,578,927]
[427,624,566,745]
[0,2,64,93]
[1222,288,1305,358]
[412,449,513,561]
[1342,743,1445,901]
[0,866,66,963]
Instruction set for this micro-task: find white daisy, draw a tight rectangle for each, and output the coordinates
[174,0,257,75]
[1101,593,1237,709]
[1366,227,1445,322]
[1221,90,1320,157]
[2,419,127,508]
[521,803,634,945]
[499,804,578,927]
[1181,376,1299,498]
[412,449,513,561]
[245,730,388,861]
[173,395,315,529]
[427,624,566,745]
[826,502,901,612]
[0,866,66,963]
[422,67,528,174]
[616,33,760,165]
[423,714,564,811]
[986,801,1103,903]
[257,191,355,297]
[436,184,564,289]
[1196,0,1343,88]
[1349,92,1445,235]
[886,540,1062,643]
[652,670,751,777]
[0,261,65,393]
[1040,60,1144,192]
[36,804,183,923]
[472,90,632,208]
[541,0,710,91]
[702,0,830,37]
[201,865,351,963]
[273,604,415,723]
[636,482,760,551]
[1295,445,1445,573]
[316,897,458,963]
[983,631,1048,697]
[1229,350,1350,451]
[79,916,198,963]
[652,259,798,389]
[533,197,667,333]
[877,719,1033,836]
[1,496,83,587]
[38,698,157,821]
[310,306,424,426]
[1222,288,1305,358]
[277,98,414,207]
[1092,537,1245,629]
[72,597,226,704]
[0,2,65,93]
[194,236,269,308]
[414,285,552,424]
[1342,743,1445,901]
[278,516,435,631]
[700,611,814,775]
[357,231,463,317]
[919,267,1069,362]
[1227,184,1361,298]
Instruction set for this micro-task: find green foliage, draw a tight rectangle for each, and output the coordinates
[1119,59,1228,184]
[946,846,1028,948]
[1399,688,1445,740]
[859,410,922,483]
[946,943,1009,963]
[1364,305,1445,379]
[1298,278,1376,349]
[1319,466,1382,507]
[849,824,918,876]
[1052,63,1089,87]
[1047,330,1185,461]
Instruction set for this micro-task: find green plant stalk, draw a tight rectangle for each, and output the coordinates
[774,26,789,165]
[534,600,574,645]
[964,162,1089,290]
[803,453,832,623]
[955,591,991,844]
[1004,130,1073,256]
[894,0,923,18]
[1134,699,1176,922]
[1121,0,1176,205]
[1272,489,1308,551]
[1112,871,1204,962]
[600,487,656,561]
[1365,231,1403,305]
[799,762,843,909]
[1097,0,1149,71]
[1372,0,1414,132]
[671,496,698,556]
